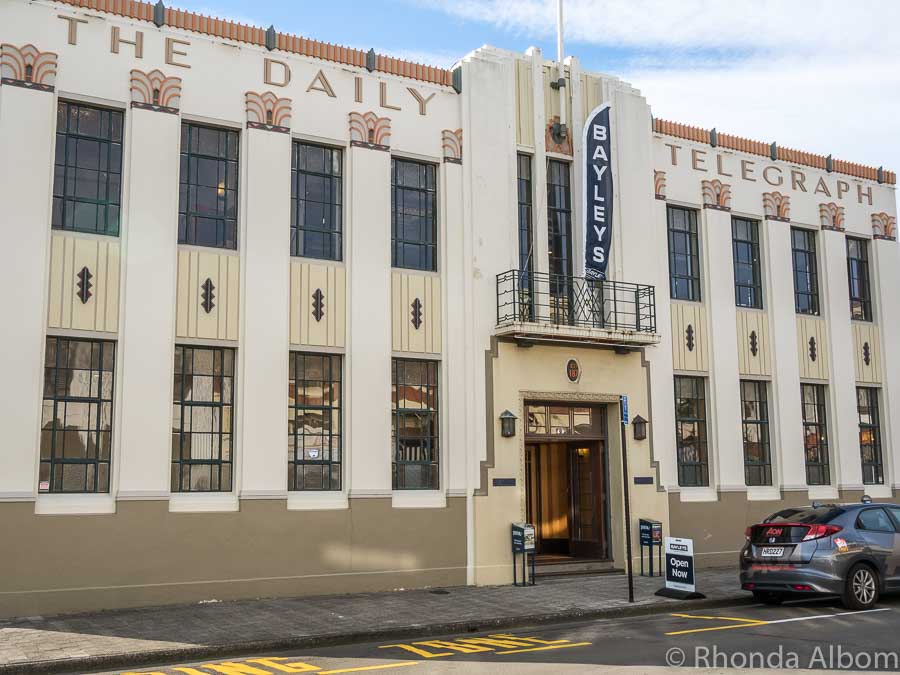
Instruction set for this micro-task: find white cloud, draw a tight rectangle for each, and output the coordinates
[428,0,900,175]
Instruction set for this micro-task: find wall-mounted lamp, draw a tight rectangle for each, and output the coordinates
[500,410,518,438]
[632,415,648,441]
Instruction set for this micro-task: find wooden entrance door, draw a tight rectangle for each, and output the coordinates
[568,441,607,559]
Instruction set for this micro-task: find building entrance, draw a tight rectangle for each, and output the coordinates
[524,403,609,561]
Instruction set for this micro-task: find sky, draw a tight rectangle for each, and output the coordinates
[174,0,900,180]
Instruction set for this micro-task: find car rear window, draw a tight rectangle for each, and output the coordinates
[764,507,844,524]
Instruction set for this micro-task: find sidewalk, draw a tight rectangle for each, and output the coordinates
[0,567,744,674]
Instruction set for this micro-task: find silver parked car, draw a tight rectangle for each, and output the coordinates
[740,498,900,610]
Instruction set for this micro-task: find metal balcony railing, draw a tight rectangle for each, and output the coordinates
[496,269,657,334]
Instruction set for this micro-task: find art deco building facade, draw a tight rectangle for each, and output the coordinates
[0,0,896,616]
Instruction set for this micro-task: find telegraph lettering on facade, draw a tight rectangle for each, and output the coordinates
[583,104,614,280]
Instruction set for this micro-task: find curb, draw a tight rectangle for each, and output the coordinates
[2,593,751,675]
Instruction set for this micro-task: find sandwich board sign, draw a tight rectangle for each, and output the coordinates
[665,536,695,592]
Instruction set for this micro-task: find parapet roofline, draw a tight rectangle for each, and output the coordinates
[53,0,456,88]
[654,118,896,187]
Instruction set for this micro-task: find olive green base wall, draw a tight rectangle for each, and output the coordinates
[0,497,466,619]
[668,490,899,569]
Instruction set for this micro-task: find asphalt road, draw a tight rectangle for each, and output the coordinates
[101,594,900,673]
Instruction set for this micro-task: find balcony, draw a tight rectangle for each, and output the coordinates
[496,270,660,347]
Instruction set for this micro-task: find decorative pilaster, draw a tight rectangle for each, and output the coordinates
[0,43,57,92]
[130,69,182,114]
[818,202,845,232]
[349,111,391,151]
[762,191,791,222]
[872,212,896,241]
[441,128,462,164]
[701,179,731,211]
[654,170,666,200]
[245,91,292,133]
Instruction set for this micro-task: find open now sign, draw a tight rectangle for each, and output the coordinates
[665,536,696,593]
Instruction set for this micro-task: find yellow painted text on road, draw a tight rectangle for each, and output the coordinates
[379,633,589,659]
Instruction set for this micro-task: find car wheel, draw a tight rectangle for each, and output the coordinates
[842,563,879,610]
[752,590,784,605]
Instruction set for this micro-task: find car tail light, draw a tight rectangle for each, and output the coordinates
[745,526,752,540]
[792,584,813,591]
[742,583,756,590]
[802,524,842,541]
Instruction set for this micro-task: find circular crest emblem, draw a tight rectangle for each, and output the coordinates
[566,358,580,383]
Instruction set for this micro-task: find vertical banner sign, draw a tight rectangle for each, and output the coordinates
[583,103,613,280]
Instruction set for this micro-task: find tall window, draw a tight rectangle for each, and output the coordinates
[667,206,701,301]
[52,101,123,236]
[740,380,771,486]
[791,228,819,315]
[288,352,342,491]
[857,387,883,485]
[40,337,115,493]
[391,158,437,271]
[392,359,439,490]
[517,153,535,320]
[847,238,872,322]
[291,142,342,260]
[547,159,573,323]
[732,217,762,309]
[178,123,239,249]
[171,346,235,492]
[674,376,709,487]
[801,383,829,485]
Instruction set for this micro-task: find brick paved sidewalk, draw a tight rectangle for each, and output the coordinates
[0,567,743,674]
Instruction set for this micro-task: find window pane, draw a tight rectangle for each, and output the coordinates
[52,102,123,236]
[674,376,709,486]
[857,387,883,485]
[291,143,343,261]
[392,358,439,489]
[178,123,239,249]
[792,228,819,315]
[846,238,872,322]
[668,207,700,301]
[392,159,437,271]
[39,337,115,493]
[171,346,235,492]
[288,353,342,491]
[801,384,830,485]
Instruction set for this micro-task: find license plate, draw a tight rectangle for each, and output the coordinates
[761,546,784,557]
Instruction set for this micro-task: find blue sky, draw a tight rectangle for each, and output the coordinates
[175,0,900,179]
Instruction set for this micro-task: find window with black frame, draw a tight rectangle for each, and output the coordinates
[171,345,234,492]
[178,123,239,249]
[392,359,439,490]
[291,142,342,260]
[288,352,342,491]
[547,159,573,323]
[674,375,709,487]
[517,153,535,320]
[857,387,883,485]
[847,237,872,322]
[732,217,763,309]
[39,337,115,493]
[740,380,771,486]
[52,101,123,236]
[667,206,701,301]
[792,228,819,315]
[801,383,830,485]
[391,158,437,271]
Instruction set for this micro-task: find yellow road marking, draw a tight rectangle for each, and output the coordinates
[670,613,762,623]
[494,642,593,655]
[666,612,768,636]
[317,662,419,674]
